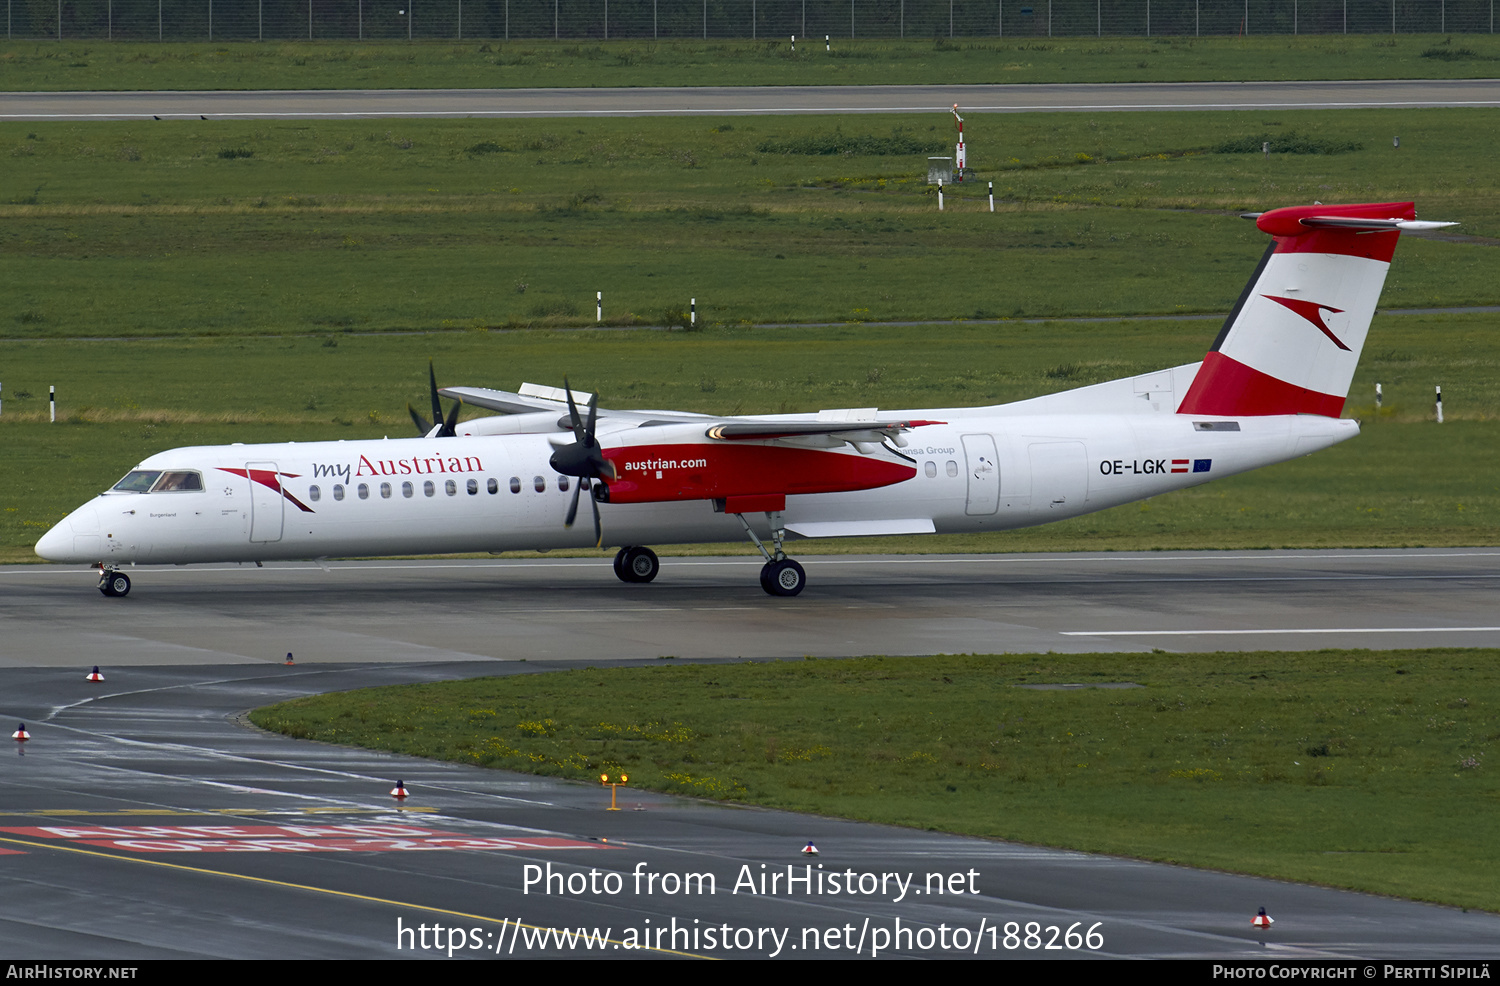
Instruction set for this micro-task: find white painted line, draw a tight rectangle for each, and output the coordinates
[1063,627,1500,636]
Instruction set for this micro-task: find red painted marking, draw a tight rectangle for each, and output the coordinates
[1177,352,1345,417]
[0,848,26,855]
[1263,296,1350,351]
[74,837,596,853]
[603,444,915,505]
[216,467,314,513]
[1171,459,1190,474]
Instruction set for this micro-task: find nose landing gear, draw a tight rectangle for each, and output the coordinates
[98,569,131,597]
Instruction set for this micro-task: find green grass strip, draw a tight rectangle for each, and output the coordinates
[4,36,1500,91]
[250,648,1500,911]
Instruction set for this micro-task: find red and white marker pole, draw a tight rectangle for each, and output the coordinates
[951,105,967,181]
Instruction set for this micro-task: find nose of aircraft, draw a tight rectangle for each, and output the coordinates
[35,504,100,562]
[34,520,73,561]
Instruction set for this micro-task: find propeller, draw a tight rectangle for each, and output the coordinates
[548,378,618,546]
[407,362,462,437]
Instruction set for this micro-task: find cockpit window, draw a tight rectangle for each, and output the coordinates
[152,471,203,492]
[111,470,162,493]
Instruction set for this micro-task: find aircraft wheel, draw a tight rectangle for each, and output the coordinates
[619,546,659,583]
[612,547,630,582]
[760,559,805,597]
[100,572,131,598]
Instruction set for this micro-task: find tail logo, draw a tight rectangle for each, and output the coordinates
[1263,296,1350,352]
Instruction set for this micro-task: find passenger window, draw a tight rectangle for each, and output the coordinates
[445,480,457,496]
[924,461,937,479]
[402,482,414,498]
[467,479,478,495]
[558,476,570,492]
[487,478,499,495]
[946,461,959,478]
[510,477,521,494]
[333,484,345,501]
[357,483,369,500]
[423,481,435,497]
[380,483,392,499]
[309,485,321,502]
[533,476,546,493]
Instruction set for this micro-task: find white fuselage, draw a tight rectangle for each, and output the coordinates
[36,394,1358,567]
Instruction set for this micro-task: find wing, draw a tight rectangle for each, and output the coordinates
[440,380,945,507]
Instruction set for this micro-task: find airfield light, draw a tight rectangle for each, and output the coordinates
[601,773,629,810]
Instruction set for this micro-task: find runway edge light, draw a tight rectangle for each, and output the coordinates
[1252,907,1274,930]
[802,841,819,856]
[391,780,409,799]
[86,666,104,682]
[13,723,30,742]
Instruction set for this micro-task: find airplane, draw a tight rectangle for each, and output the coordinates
[36,201,1453,599]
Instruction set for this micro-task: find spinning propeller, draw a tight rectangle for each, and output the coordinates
[408,362,461,437]
[548,378,618,546]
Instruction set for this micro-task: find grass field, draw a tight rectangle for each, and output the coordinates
[4,314,1495,561]
[1,109,1495,340]
[4,35,1500,90]
[249,648,1500,911]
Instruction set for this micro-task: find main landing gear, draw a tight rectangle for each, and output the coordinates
[98,568,131,598]
[738,511,806,597]
[613,546,660,584]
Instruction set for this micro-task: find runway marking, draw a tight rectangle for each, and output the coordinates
[1,807,436,817]
[3,823,602,854]
[33,719,560,809]
[0,835,709,958]
[1063,627,1500,636]
[11,549,1500,577]
[8,100,1500,121]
